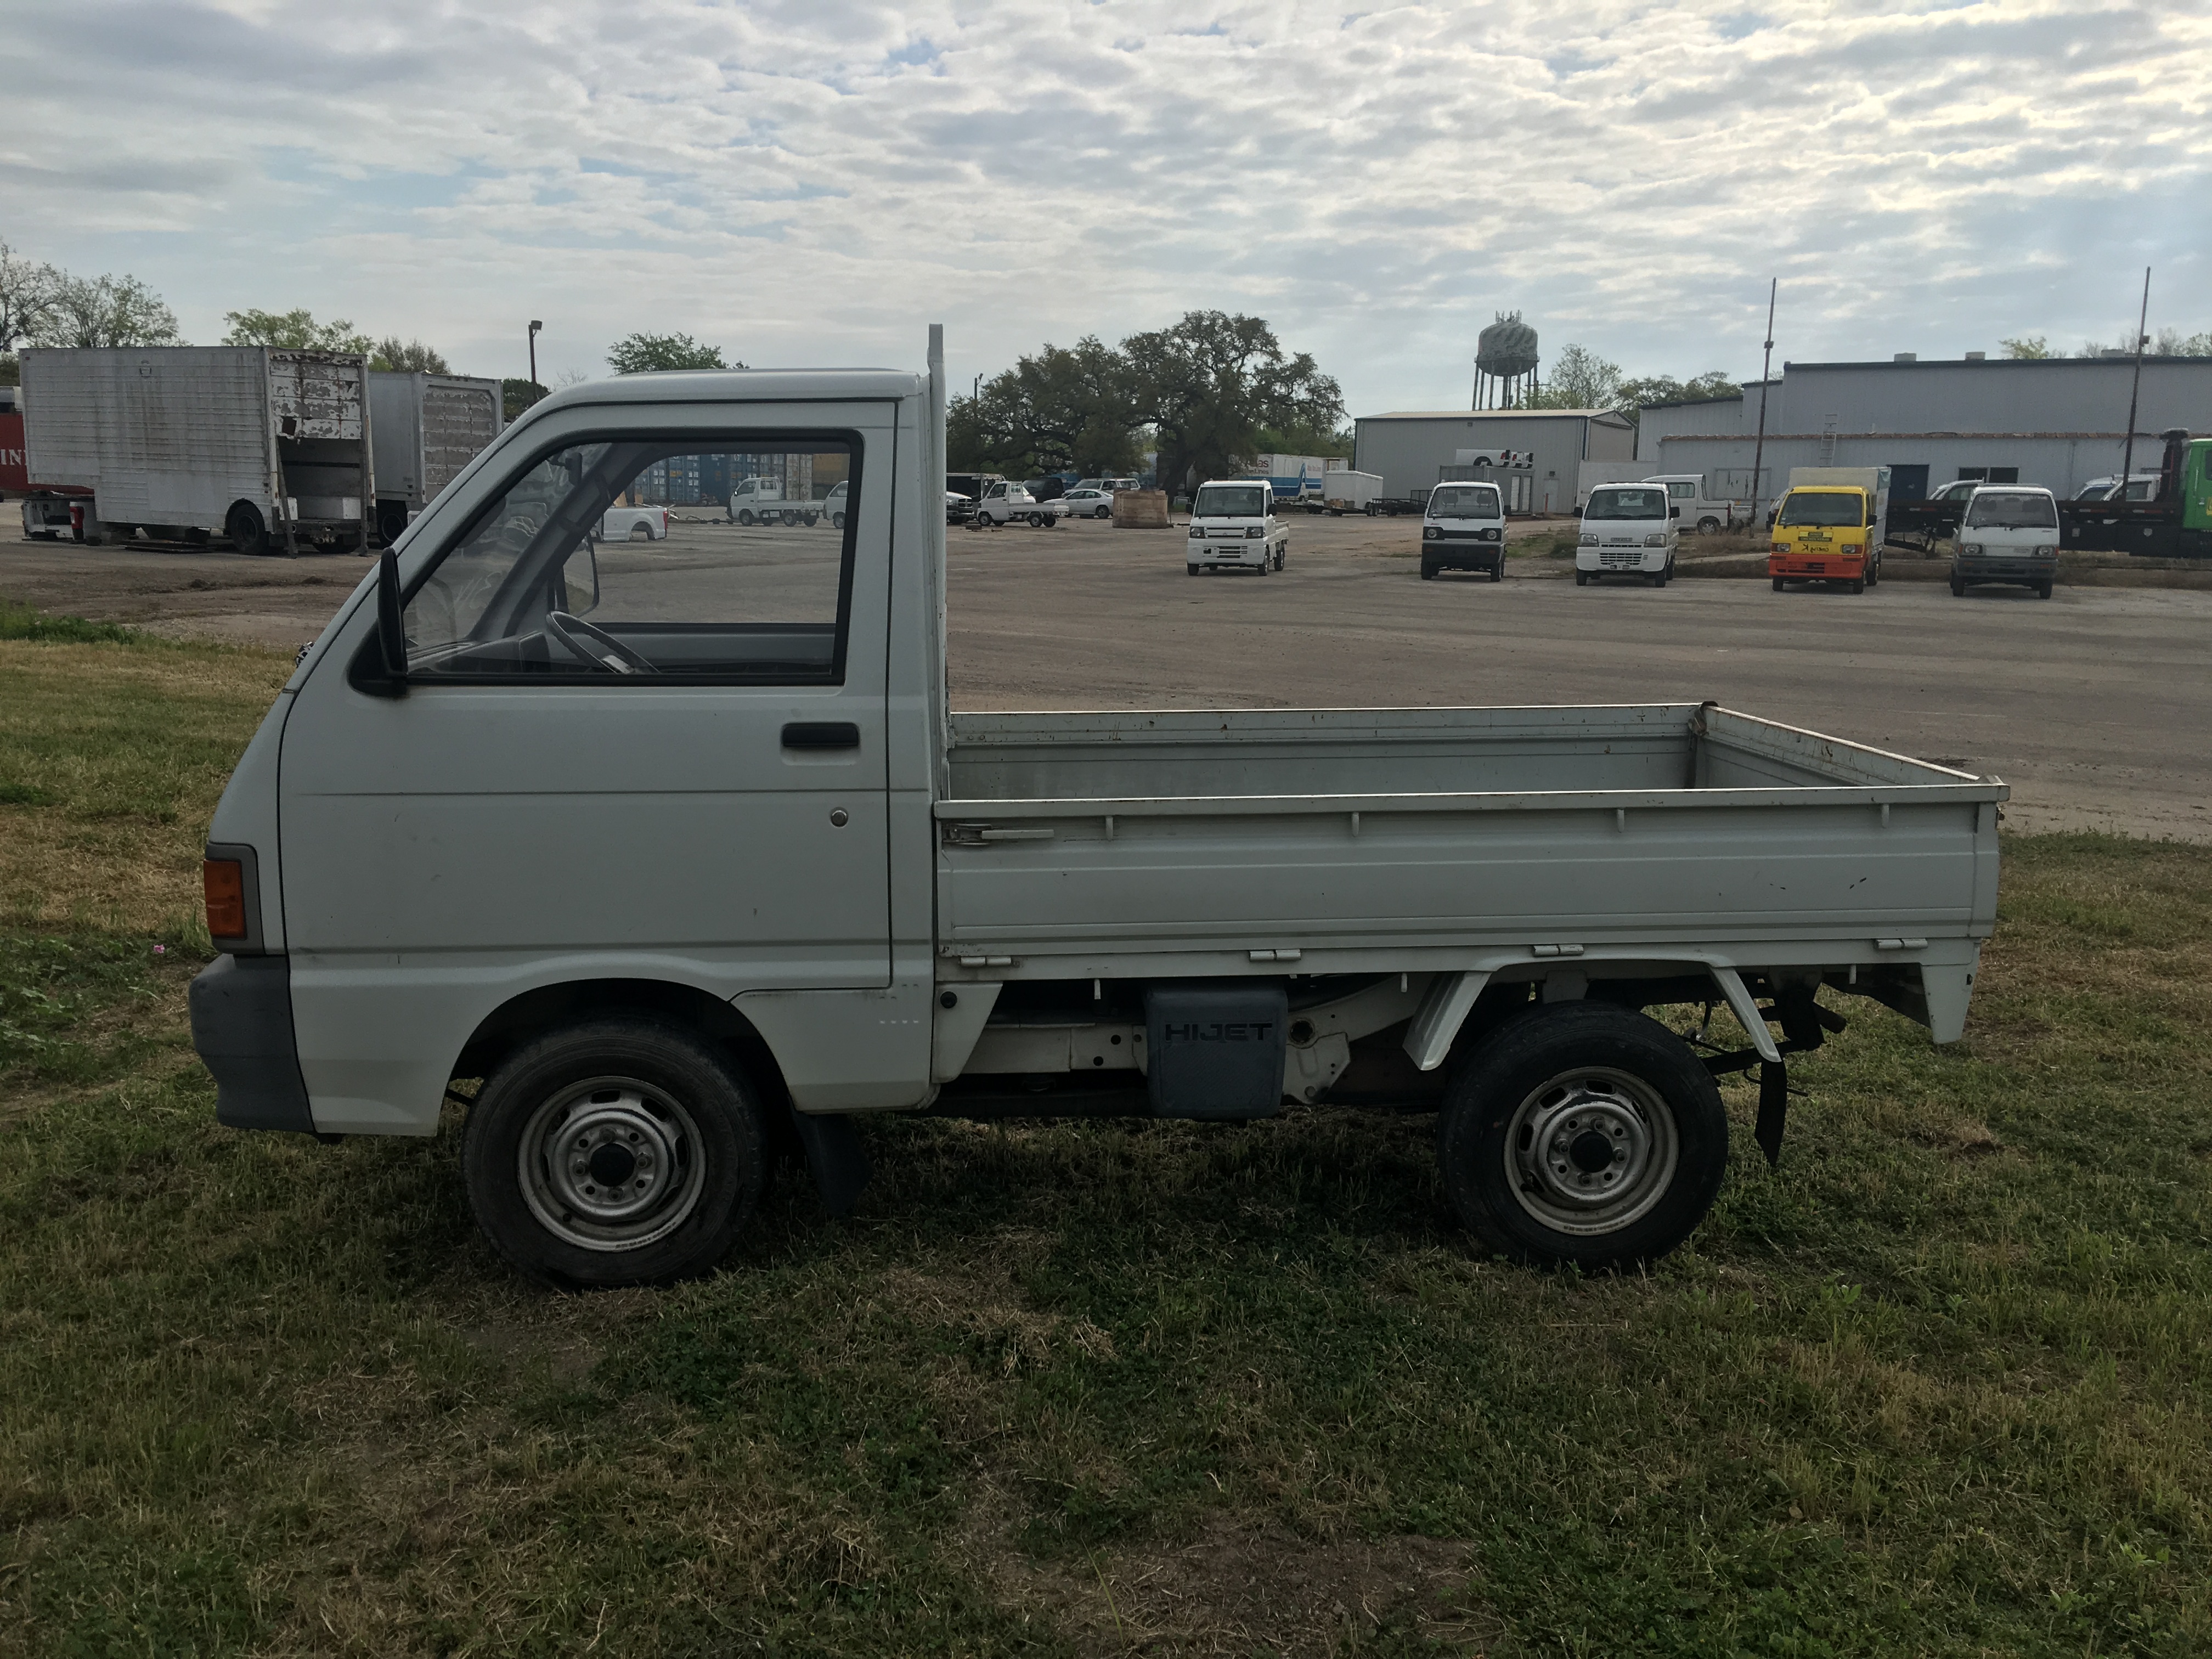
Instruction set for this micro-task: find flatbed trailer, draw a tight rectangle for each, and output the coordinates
[190,329,2008,1289]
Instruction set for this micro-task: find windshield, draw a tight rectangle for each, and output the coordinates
[1194,484,1269,518]
[2074,483,2111,501]
[1586,487,1667,521]
[1777,492,1864,527]
[1429,485,1502,519]
[1965,492,2057,529]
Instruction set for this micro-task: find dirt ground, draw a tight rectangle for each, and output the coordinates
[4,512,2208,841]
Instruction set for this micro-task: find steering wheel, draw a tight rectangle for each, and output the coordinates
[545,610,659,675]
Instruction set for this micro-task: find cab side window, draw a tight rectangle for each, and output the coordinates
[403,437,857,683]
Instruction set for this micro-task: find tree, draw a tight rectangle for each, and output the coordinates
[1252,419,1352,459]
[2000,336,2052,359]
[370,336,450,374]
[223,308,372,353]
[0,239,64,355]
[949,335,1141,477]
[502,378,547,421]
[1616,370,1738,415]
[606,332,733,374]
[1121,311,1342,496]
[1521,343,1623,410]
[40,273,183,348]
[2152,326,2212,357]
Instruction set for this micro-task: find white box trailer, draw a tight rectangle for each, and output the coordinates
[20,346,374,555]
[1315,469,1383,514]
[1576,460,1648,507]
[189,329,2005,1291]
[368,372,503,545]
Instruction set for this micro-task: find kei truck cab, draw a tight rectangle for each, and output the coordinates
[190,328,2006,1289]
[1770,467,1889,593]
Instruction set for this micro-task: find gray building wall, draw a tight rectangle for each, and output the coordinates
[1637,357,2212,497]
[1352,410,1634,513]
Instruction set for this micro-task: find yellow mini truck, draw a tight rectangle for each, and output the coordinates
[1769,466,1888,595]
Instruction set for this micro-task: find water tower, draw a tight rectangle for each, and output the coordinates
[1473,311,1539,409]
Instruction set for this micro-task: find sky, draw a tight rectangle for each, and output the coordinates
[6,0,2209,415]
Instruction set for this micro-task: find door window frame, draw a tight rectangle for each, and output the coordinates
[392,425,866,689]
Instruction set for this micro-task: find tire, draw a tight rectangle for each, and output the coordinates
[1771,577,1785,592]
[832,512,846,529]
[1187,563,1200,575]
[737,509,755,526]
[1094,507,1110,520]
[1438,1002,1728,1271]
[1697,517,1720,535]
[1489,563,1503,582]
[1420,561,1437,580]
[1848,577,1865,594]
[226,500,269,557]
[802,511,820,527]
[462,1017,768,1288]
[781,510,799,528]
[1365,503,1378,517]
[2035,579,2053,600]
[1950,575,1966,597]
[1575,571,1590,586]
[1865,554,1880,589]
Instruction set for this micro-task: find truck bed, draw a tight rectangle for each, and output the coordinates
[935,704,2002,1032]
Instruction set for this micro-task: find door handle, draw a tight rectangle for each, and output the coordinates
[782,721,860,750]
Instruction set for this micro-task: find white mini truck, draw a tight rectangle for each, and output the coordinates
[1187,479,1288,573]
[191,330,2005,1288]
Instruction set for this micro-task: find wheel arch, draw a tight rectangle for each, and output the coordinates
[452,977,794,1118]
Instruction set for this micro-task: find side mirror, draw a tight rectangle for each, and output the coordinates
[1669,506,1681,520]
[348,549,410,698]
[563,540,601,614]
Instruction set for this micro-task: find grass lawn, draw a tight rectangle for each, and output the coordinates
[1,604,2208,1656]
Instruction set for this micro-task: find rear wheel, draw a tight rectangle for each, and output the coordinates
[1438,1003,1728,1271]
[226,500,269,557]
[462,1017,768,1288]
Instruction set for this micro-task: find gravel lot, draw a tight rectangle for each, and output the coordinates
[5,512,2208,840]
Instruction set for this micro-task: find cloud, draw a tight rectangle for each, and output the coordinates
[6,0,2207,409]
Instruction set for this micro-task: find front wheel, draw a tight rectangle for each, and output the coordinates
[1420,560,1437,580]
[1848,577,1865,594]
[1186,563,1200,576]
[1575,570,1590,586]
[1697,517,1720,535]
[1095,507,1111,520]
[1771,577,1785,592]
[1950,575,1966,596]
[737,509,756,526]
[2035,579,2053,599]
[1438,1003,1729,1271]
[462,1017,768,1288]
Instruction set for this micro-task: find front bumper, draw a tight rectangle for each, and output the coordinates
[1425,532,1504,566]
[189,954,316,1133]
[1190,538,1270,566]
[1578,545,1669,573]
[1955,554,2056,583]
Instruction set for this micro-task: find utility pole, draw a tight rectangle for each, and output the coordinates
[528,319,543,390]
[2117,269,2151,498]
[1750,280,1777,527]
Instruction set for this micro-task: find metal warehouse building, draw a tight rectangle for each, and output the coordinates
[1639,355,2212,504]
[1353,409,1636,514]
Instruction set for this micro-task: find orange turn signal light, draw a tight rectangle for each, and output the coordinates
[204,858,247,940]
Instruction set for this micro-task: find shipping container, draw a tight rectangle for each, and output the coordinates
[20,346,374,554]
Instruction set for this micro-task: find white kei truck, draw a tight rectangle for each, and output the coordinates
[1186,479,1289,573]
[190,329,2006,1289]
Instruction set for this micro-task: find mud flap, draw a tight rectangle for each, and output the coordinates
[789,1110,872,1217]
[1755,1060,1788,1169]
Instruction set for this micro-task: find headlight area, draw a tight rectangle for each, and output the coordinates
[1187,526,1204,539]
[1579,533,1598,546]
[1644,533,1668,548]
[1423,526,1441,540]
[1245,526,1266,538]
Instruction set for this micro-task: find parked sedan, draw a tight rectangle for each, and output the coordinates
[1058,486,1116,520]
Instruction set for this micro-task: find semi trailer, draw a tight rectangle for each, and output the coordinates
[368,371,504,546]
[20,346,375,554]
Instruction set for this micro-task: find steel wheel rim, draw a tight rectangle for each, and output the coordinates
[518,1074,709,1252]
[1502,1066,1678,1235]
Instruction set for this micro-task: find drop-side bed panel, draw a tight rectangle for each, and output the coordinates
[935,704,2005,974]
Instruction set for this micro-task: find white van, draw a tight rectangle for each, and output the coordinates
[1576,483,1677,586]
[1187,479,1287,574]
[1951,486,2060,599]
[1644,473,1744,534]
[1420,481,1506,581]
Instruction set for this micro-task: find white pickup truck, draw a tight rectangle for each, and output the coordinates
[189,329,2005,1289]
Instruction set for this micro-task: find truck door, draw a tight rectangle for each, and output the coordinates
[278,407,891,1131]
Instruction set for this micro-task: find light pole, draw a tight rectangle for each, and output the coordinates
[1750,279,1777,527]
[528,319,543,391]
